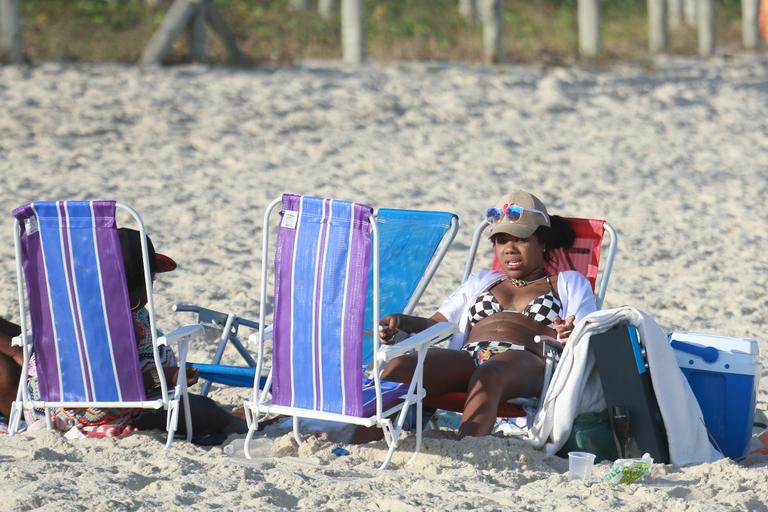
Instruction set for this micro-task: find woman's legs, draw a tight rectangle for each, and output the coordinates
[354,347,545,441]
[381,347,477,395]
[351,348,476,443]
[458,350,545,438]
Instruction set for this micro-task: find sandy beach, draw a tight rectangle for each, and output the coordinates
[1,55,767,510]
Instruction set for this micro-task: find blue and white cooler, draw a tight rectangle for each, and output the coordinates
[670,332,761,459]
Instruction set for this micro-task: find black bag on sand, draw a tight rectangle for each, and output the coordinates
[132,393,247,445]
[589,323,670,463]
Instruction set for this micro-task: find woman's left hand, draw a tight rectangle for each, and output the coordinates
[164,366,199,387]
[553,315,576,340]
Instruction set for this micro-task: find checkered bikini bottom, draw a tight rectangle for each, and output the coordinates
[461,340,527,366]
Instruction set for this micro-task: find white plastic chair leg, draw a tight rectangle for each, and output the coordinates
[381,419,394,446]
[380,446,397,470]
[407,400,423,465]
[165,427,175,449]
[244,424,257,459]
[7,401,22,435]
[182,388,192,442]
[292,416,301,445]
[242,403,259,459]
[407,352,426,465]
[242,401,255,429]
[379,422,398,470]
[165,400,180,449]
[377,419,404,470]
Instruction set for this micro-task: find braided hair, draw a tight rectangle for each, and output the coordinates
[534,215,575,261]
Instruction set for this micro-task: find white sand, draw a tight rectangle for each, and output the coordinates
[1,56,767,510]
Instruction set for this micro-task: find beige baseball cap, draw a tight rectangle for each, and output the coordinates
[486,190,551,239]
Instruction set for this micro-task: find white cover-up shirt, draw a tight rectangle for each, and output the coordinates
[436,269,598,350]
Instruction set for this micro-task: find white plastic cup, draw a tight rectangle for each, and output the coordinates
[568,451,596,481]
[223,438,245,457]
[225,437,274,458]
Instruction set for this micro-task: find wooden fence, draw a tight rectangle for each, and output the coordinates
[0,0,764,66]
[0,0,21,64]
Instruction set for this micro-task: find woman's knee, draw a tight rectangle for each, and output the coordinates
[469,362,506,392]
[380,355,416,382]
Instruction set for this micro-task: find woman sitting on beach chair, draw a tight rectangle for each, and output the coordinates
[372,190,597,439]
[0,229,245,441]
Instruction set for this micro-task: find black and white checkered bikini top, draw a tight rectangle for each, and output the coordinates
[466,277,562,328]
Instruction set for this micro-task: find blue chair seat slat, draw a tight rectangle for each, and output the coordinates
[188,362,268,389]
[361,378,409,418]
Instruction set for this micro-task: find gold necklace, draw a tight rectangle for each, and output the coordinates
[507,274,548,288]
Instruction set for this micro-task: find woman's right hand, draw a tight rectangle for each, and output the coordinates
[378,314,402,344]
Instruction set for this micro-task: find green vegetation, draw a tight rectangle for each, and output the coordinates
[8,0,753,65]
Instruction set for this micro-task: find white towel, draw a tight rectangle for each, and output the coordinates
[527,306,722,465]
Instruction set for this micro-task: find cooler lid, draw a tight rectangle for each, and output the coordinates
[671,331,759,356]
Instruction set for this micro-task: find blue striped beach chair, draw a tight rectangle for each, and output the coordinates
[7,201,203,448]
[243,194,456,470]
[183,207,458,395]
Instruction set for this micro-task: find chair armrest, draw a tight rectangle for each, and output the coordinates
[247,324,274,345]
[173,303,261,331]
[158,324,205,347]
[534,335,564,357]
[11,329,31,348]
[376,322,457,363]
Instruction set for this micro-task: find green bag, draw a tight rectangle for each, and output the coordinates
[556,409,619,463]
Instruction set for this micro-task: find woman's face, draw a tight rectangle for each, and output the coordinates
[493,233,546,279]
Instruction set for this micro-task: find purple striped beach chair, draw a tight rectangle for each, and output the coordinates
[8,201,203,448]
[243,194,456,470]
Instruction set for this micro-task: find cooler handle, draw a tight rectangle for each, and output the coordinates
[670,340,719,363]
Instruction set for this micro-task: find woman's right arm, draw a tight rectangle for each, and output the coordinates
[378,312,447,344]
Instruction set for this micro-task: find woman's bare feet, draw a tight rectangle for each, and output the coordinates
[232,405,246,421]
